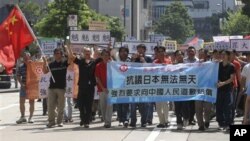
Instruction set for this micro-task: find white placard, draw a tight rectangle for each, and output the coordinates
[65,71,75,98]
[68,15,78,27]
[70,31,110,44]
[41,40,58,55]
[230,39,250,52]
[70,44,84,54]
[214,42,230,50]
[121,42,157,54]
[39,73,51,99]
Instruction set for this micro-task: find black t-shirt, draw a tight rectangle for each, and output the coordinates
[74,57,102,88]
[49,60,68,89]
[218,62,235,91]
[135,56,153,63]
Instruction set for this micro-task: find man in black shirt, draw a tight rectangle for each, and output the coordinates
[130,44,153,128]
[43,48,68,128]
[67,47,102,128]
[217,50,235,131]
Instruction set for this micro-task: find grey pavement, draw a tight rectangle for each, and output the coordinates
[0,92,238,141]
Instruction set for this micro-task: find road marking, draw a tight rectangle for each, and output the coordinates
[0,104,18,111]
[145,115,176,141]
[0,126,6,130]
[145,128,162,141]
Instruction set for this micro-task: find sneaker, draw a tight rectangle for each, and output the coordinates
[28,118,34,123]
[165,122,170,128]
[16,117,27,124]
[58,123,63,127]
[80,121,84,126]
[84,124,89,128]
[156,124,165,128]
[104,124,111,128]
[46,122,56,128]
[141,124,147,128]
[129,123,136,128]
[189,121,196,125]
[68,119,73,122]
[118,122,123,126]
[205,122,210,129]
[218,126,224,131]
[147,121,153,125]
[124,121,129,128]
[177,124,183,130]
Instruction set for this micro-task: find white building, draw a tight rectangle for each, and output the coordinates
[152,0,239,40]
[87,0,153,41]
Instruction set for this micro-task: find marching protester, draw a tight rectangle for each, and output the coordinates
[153,46,172,128]
[67,46,102,128]
[130,44,153,128]
[95,49,112,128]
[116,47,130,128]
[230,50,242,124]
[241,52,250,124]
[16,52,35,124]
[216,50,235,131]
[43,48,68,128]
[173,50,190,130]
[184,46,199,125]
[195,49,212,131]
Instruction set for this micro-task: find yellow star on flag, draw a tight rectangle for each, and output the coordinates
[10,16,18,26]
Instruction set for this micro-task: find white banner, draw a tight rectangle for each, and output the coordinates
[230,39,250,52]
[213,35,243,42]
[214,42,230,50]
[121,42,157,54]
[70,31,110,44]
[39,73,51,99]
[70,44,84,54]
[65,71,75,98]
[41,40,58,55]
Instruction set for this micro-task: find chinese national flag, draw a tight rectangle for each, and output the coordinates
[0,5,35,74]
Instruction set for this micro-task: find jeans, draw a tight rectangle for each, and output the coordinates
[174,101,190,124]
[147,103,154,123]
[130,103,148,125]
[216,89,233,127]
[64,97,73,120]
[117,104,130,123]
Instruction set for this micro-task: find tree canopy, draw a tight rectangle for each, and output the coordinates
[154,1,195,43]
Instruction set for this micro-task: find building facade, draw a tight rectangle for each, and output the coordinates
[87,0,153,41]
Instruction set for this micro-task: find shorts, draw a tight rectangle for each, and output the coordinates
[20,89,26,97]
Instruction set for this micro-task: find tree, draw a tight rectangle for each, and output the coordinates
[35,0,124,41]
[221,10,250,35]
[154,1,195,43]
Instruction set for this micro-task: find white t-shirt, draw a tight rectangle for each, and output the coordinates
[241,63,250,87]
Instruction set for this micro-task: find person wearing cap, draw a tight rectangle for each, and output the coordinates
[130,44,153,128]
[153,46,172,128]
[16,52,35,124]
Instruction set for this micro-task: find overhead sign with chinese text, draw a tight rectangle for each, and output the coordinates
[107,61,219,104]
[70,31,110,44]
[230,39,250,52]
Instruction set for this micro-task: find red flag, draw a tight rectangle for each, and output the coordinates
[0,5,35,74]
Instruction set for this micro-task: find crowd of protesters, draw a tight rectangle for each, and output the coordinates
[15,44,250,132]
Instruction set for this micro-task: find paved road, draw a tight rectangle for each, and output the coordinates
[0,91,237,141]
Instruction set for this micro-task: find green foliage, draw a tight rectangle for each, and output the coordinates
[222,10,250,35]
[35,0,124,41]
[154,1,195,43]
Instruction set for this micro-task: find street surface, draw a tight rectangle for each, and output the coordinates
[0,90,238,141]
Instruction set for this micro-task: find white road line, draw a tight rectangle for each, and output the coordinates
[0,104,18,111]
[0,126,7,130]
[145,128,162,141]
[145,115,176,141]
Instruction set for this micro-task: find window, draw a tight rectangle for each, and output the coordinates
[143,0,148,9]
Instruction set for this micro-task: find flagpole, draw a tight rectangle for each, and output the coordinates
[15,4,55,83]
